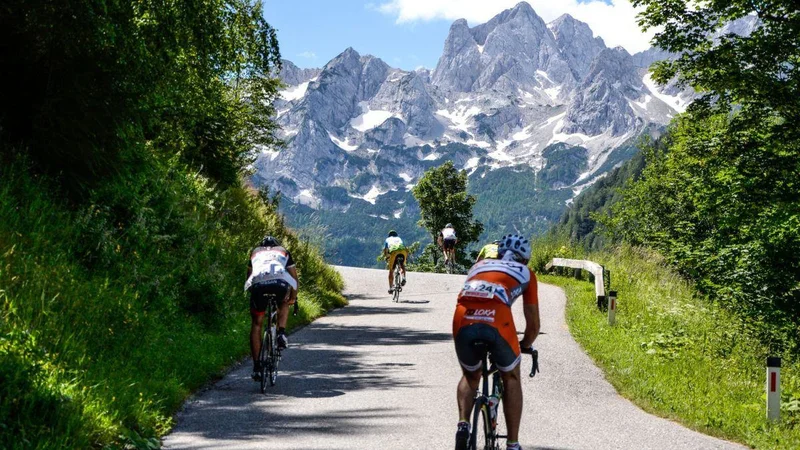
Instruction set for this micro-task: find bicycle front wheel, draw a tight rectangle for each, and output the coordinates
[470,398,497,450]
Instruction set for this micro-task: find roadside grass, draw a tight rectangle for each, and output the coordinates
[538,245,800,449]
[0,157,345,449]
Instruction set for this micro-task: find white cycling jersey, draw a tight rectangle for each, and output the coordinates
[385,236,404,252]
[442,227,457,240]
[244,247,297,291]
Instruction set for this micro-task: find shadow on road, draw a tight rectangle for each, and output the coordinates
[342,292,384,302]
[166,278,455,448]
[169,321,450,445]
[170,403,403,448]
[293,323,450,347]
[399,299,431,304]
[328,304,431,317]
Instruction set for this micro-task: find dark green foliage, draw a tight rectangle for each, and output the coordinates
[556,149,646,249]
[592,0,800,355]
[0,0,282,191]
[0,154,345,449]
[470,165,573,240]
[319,186,350,205]
[538,144,589,189]
[0,1,347,447]
[602,114,800,353]
[412,161,484,266]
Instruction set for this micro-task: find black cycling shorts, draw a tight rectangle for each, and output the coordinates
[443,237,456,250]
[249,280,291,315]
[454,323,521,373]
[393,253,405,271]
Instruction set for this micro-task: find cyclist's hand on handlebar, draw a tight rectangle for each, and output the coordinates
[520,342,539,377]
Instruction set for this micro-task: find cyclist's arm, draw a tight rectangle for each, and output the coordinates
[287,266,299,302]
[520,272,540,348]
[521,303,539,348]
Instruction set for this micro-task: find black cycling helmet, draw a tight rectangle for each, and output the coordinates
[445,223,453,228]
[260,235,280,247]
[388,230,398,237]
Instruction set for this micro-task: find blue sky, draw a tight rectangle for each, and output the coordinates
[263,1,653,71]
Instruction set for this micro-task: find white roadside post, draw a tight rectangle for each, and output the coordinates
[607,290,617,326]
[767,357,781,422]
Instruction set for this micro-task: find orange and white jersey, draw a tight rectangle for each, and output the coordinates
[457,258,538,307]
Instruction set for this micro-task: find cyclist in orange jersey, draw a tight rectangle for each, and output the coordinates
[452,234,540,450]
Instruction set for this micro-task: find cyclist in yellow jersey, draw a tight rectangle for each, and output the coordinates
[383,230,408,294]
[476,239,501,262]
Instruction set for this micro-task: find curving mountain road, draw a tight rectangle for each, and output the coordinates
[163,266,744,449]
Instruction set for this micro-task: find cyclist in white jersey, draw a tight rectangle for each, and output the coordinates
[438,223,458,265]
[244,236,298,381]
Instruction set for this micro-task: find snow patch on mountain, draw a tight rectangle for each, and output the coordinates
[642,73,688,113]
[351,103,397,131]
[329,133,358,151]
[280,79,315,101]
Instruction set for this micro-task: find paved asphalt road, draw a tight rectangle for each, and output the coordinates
[163,266,744,450]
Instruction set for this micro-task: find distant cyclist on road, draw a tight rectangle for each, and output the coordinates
[383,230,408,294]
[438,223,458,265]
[476,239,501,262]
[244,236,298,381]
[452,234,540,450]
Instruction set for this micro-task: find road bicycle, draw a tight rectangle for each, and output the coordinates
[467,343,538,450]
[257,293,283,393]
[391,254,405,302]
[445,256,456,274]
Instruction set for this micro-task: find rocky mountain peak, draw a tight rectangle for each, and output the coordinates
[263,2,692,221]
[548,14,606,81]
[562,46,643,136]
[278,59,320,86]
[432,2,574,93]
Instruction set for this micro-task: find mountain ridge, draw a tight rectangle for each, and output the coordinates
[259,2,698,265]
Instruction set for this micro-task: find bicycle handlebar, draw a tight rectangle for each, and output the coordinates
[520,346,539,378]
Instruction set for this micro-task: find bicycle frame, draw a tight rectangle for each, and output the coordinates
[469,347,504,450]
[469,346,537,449]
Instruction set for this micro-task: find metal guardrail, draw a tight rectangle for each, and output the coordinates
[545,258,617,325]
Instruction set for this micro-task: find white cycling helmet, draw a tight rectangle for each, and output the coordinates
[498,234,531,262]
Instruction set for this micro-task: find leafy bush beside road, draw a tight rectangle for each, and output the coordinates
[0,157,345,449]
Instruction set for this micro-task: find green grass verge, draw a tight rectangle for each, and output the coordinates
[539,246,800,449]
[0,157,345,449]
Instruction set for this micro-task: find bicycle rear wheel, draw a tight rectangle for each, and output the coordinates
[269,325,279,386]
[392,266,401,302]
[470,398,497,450]
[259,326,271,393]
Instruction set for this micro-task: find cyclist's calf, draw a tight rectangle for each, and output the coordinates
[500,365,524,443]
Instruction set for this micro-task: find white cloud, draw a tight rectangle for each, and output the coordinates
[297,51,317,59]
[377,0,655,54]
